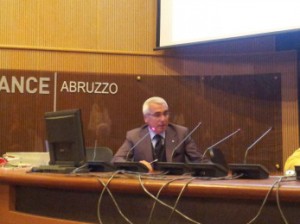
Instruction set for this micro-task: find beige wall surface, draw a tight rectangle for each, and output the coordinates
[0,0,156,52]
[0,0,159,72]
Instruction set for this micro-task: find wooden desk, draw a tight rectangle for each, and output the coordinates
[0,168,300,224]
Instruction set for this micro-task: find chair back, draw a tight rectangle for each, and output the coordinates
[86,147,113,162]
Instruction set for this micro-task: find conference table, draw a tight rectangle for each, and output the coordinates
[0,168,300,224]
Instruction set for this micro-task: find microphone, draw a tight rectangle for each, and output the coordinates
[155,121,202,175]
[186,129,240,178]
[229,127,272,179]
[125,132,150,161]
[170,121,202,160]
[243,126,272,163]
[113,131,151,173]
[201,128,241,160]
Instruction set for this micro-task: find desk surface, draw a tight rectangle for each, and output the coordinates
[1,168,300,224]
[0,168,300,200]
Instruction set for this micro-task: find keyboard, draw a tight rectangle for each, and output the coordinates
[31,165,78,174]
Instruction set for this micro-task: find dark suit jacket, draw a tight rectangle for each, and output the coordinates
[112,123,202,163]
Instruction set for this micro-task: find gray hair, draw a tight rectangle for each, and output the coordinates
[142,96,168,115]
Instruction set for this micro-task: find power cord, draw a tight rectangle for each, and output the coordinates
[137,174,202,224]
[146,176,195,224]
[166,177,196,223]
[246,176,288,224]
[97,170,134,224]
[275,176,296,224]
[83,169,293,224]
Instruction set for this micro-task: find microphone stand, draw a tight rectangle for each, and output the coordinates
[202,128,241,160]
[229,127,272,179]
[125,132,150,161]
[114,132,151,173]
[187,128,241,178]
[243,127,272,163]
[155,122,202,175]
[170,122,202,159]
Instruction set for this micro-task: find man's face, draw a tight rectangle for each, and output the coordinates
[144,103,169,134]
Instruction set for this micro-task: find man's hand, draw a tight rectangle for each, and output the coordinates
[139,160,154,173]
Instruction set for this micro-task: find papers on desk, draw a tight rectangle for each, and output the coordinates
[3,152,50,168]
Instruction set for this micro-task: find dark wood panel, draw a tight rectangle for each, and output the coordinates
[0,170,299,224]
[0,71,281,172]
[15,186,300,224]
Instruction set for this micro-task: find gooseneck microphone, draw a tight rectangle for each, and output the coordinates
[228,127,272,179]
[201,128,241,159]
[125,132,150,161]
[243,127,272,164]
[184,127,239,178]
[113,131,151,173]
[170,122,202,160]
[154,122,202,175]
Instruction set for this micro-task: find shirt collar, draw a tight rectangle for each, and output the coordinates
[148,126,165,139]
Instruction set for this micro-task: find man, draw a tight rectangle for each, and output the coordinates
[112,96,203,171]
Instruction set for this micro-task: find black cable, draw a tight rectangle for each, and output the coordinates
[95,169,186,224]
[275,176,288,224]
[75,169,291,224]
[97,171,134,224]
[246,177,282,224]
[146,176,193,224]
[73,169,245,224]
[71,163,88,174]
[97,170,199,224]
[275,176,297,224]
[167,177,196,223]
[137,174,202,224]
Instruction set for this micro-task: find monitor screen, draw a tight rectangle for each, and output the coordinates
[45,109,86,167]
[156,0,300,49]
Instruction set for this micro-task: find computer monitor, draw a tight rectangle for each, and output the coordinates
[45,109,86,167]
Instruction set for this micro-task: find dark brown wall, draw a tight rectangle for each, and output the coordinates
[0,71,282,172]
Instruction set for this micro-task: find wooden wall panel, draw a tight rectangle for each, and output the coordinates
[0,49,298,173]
[0,0,156,52]
[0,0,299,174]
[0,71,282,173]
